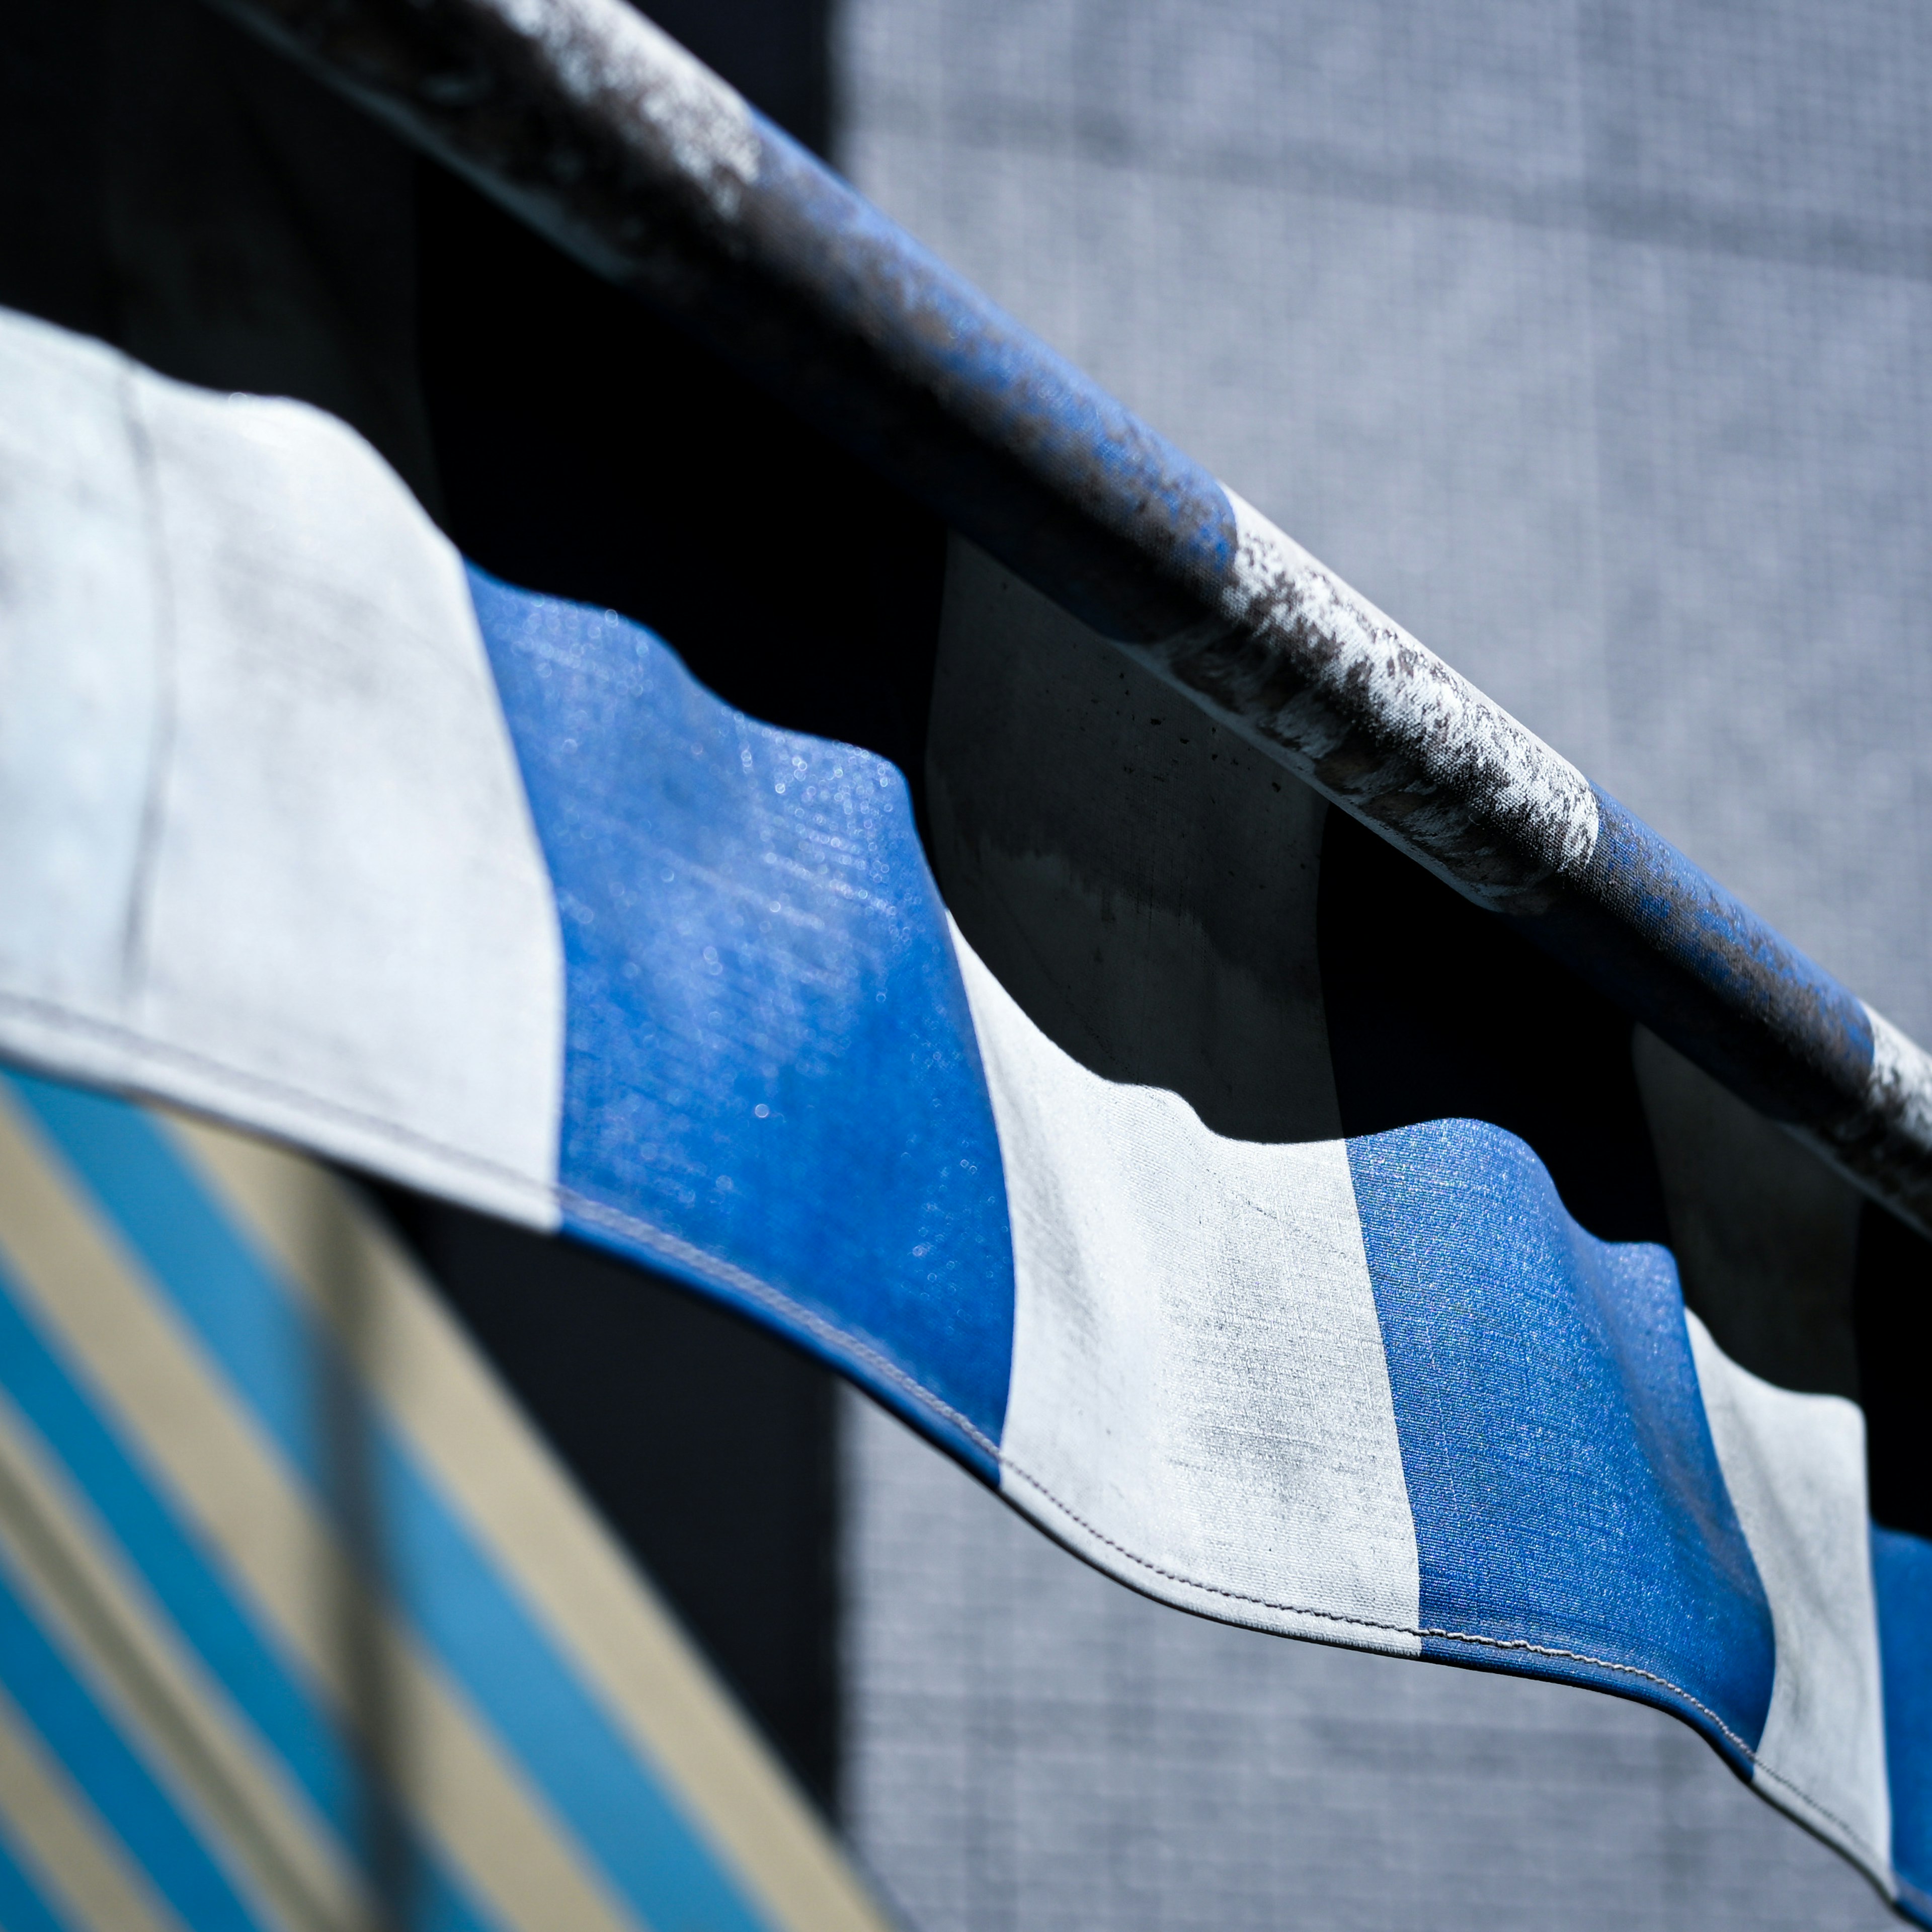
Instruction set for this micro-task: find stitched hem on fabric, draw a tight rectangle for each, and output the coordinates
[0,996,550,1204]
[565,1186,1884,1877]
[1000,1439,1886,1874]
[559,1187,1001,1464]
[574,1187,1891,1881]
[0,1006,1892,1884]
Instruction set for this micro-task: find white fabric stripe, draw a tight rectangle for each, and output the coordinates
[171,1111,895,1932]
[0,340,159,1029]
[1687,1314,1894,1889]
[953,925,1421,1654]
[0,306,562,1226]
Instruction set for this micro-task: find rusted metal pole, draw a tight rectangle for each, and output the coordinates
[202,0,1932,1236]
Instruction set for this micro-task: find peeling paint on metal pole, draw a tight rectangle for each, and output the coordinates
[201,0,1932,1242]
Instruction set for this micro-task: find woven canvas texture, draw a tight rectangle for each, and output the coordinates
[837,1,1932,1925]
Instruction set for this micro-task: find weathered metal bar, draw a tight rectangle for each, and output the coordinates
[201,0,1932,1235]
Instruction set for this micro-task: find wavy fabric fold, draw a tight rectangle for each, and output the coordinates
[0,302,1924,1920]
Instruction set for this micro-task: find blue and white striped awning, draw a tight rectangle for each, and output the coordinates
[5,293,1932,1916]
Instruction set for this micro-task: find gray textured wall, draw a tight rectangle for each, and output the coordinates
[836,2,1932,1926]
[846,1401,1890,1930]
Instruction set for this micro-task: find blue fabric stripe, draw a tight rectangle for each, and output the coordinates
[0,1558,264,1932]
[1348,1120,1776,1764]
[1874,1526,1932,1924]
[469,567,1015,1473]
[0,1811,84,1932]
[0,1211,500,1932]
[12,1073,781,1932]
